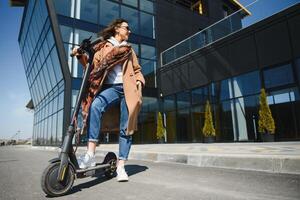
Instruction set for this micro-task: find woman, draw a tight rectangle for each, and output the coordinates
[72,18,145,182]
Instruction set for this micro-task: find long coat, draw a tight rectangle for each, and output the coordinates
[78,41,145,135]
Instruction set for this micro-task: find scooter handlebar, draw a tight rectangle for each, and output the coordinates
[70,36,103,57]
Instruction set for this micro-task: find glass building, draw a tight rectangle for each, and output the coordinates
[159,0,300,142]
[17,0,252,145]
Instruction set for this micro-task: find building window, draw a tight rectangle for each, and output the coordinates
[263,63,294,89]
[53,0,73,17]
[121,5,139,34]
[99,0,120,26]
[140,11,155,38]
[76,0,98,24]
[232,71,261,98]
[140,0,154,14]
[122,0,138,8]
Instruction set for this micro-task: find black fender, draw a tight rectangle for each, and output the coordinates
[48,157,77,172]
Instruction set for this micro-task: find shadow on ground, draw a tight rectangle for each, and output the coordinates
[46,164,148,198]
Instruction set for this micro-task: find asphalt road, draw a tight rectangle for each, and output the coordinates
[0,145,299,200]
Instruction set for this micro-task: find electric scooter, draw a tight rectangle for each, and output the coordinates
[41,37,117,197]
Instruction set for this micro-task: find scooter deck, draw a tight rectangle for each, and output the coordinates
[76,163,111,173]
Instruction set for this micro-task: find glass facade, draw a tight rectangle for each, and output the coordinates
[19,1,299,145]
[162,62,300,142]
[19,0,64,145]
[18,0,158,145]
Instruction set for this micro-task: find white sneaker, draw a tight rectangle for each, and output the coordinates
[116,166,129,182]
[78,152,96,169]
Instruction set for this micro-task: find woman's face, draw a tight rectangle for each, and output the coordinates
[116,22,131,41]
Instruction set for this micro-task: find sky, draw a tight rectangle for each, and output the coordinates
[0,1,32,140]
[0,0,297,140]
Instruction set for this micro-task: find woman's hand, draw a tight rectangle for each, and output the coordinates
[72,47,81,57]
[136,80,142,91]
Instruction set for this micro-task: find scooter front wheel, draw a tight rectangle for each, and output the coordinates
[41,162,75,197]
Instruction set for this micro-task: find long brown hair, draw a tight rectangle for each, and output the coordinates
[99,18,128,40]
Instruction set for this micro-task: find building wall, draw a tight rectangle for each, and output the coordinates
[18,0,65,146]
[19,0,247,145]
[158,4,300,142]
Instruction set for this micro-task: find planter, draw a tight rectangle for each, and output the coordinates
[203,136,215,143]
[157,138,165,144]
[261,133,275,142]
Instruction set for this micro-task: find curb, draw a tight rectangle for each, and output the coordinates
[28,145,300,175]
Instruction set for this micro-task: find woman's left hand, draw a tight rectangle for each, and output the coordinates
[136,81,142,91]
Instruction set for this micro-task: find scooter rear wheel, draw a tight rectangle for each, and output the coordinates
[103,152,117,178]
[41,162,75,197]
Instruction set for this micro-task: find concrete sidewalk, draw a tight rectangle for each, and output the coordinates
[30,142,300,175]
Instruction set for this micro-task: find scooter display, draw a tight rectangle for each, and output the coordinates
[41,37,117,197]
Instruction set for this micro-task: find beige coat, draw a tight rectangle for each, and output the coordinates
[79,42,145,135]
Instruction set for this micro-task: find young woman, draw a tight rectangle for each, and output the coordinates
[72,18,145,182]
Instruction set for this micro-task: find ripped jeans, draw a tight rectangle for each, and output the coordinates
[87,84,132,160]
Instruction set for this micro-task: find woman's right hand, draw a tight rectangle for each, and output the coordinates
[71,47,81,57]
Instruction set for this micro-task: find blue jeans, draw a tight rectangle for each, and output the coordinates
[87,84,132,160]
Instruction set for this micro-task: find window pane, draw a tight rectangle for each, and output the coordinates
[220,79,232,100]
[296,58,300,83]
[131,43,139,57]
[177,91,190,109]
[140,12,155,38]
[140,0,154,13]
[46,29,55,49]
[99,0,119,26]
[53,0,73,17]
[123,0,137,7]
[233,71,260,98]
[74,29,97,45]
[77,0,98,24]
[141,59,155,75]
[50,48,63,81]
[60,25,73,43]
[263,64,294,88]
[192,87,209,105]
[121,5,139,34]
[141,44,156,59]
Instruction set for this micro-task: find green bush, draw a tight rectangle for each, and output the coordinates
[258,88,275,134]
[202,100,216,137]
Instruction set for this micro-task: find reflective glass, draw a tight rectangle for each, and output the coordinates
[53,96,58,113]
[192,86,209,105]
[141,59,155,75]
[53,0,73,17]
[121,5,139,34]
[41,66,51,94]
[140,0,154,13]
[48,116,53,144]
[140,12,154,38]
[263,64,294,88]
[131,43,139,57]
[50,48,63,81]
[75,29,97,45]
[60,25,73,43]
[123,0,137,7]
[99,0,119,26]
[141,44,156,59]
[58,92,64,110]
[220,79,232,100]
[46,29,55,49]
[177,91,190,109]
[77,0,98,24]
[56,110,63,143]
[232,71,260,98]
[46,56,57,87]
[52,113,57,144]
[296,58,300,83]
